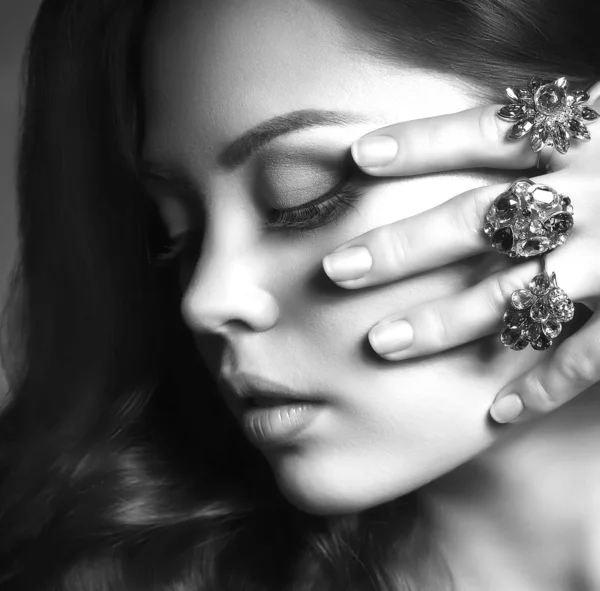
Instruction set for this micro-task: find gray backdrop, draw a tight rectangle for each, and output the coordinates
[1,0,42,396]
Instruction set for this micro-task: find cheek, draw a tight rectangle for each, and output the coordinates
[260,171,539,511]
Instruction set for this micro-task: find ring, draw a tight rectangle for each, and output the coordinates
[484,178,574,258]
[500,256,575,351]
[497,77,599,155]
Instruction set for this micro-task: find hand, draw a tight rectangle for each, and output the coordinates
[321,95,600,425]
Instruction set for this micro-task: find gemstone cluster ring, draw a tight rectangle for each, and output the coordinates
[497,76,599,155]
[484,178,574,258]
[500,260,575,352]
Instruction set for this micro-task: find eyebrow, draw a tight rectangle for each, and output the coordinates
[216,109,369,169]
[140,108,370,191]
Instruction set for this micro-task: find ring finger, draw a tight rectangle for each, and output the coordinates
[367,243,596,360]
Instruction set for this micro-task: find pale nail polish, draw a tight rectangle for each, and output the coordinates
[351,135,398,168]
[369,321,413,355]
[490,393,524,424]
[323,246,373,282]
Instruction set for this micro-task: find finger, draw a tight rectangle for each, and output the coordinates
[322,177,536,288]
[489,310,600,424]
[351,94,600,177]
[367,244,594,360]
[323,171,590,289]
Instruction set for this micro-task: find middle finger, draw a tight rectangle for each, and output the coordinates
[323,175,563,288]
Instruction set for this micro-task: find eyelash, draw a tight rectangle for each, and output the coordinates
[152,177,363,264]
[264,182,363,232]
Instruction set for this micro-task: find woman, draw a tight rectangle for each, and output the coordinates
[1,0,599,589]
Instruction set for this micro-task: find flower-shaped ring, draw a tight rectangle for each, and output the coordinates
[500,266,575,352]
[497,77,599,155]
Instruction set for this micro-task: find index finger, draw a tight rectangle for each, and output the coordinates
[352,95,600,176]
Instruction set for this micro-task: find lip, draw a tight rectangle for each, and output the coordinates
[218,371,323,408]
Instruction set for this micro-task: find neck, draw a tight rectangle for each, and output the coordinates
[420,381,600,591]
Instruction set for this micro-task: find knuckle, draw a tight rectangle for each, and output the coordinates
[477,104,506,145]
[379,224,412,272]
[486,271,525,316]
[454,190,492,239]
[527,372,562,411]
[422,306,453,347]
[558,346,600,387]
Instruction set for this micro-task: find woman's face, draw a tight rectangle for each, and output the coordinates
[142,0,543,515]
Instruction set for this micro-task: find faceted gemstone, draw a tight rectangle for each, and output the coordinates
[492,227,514,253]
[534,83,567,115]
[530,123,550,152]
[510,338,529,351]
[568,118,591,141]
[531,333,552,351]
[560,196,572,206]
[484,222,494,236]
[497,103,528,121]
[543,318,562,339]
[530,300,551,323]
[515,236,550,257]
[529,272,551,296]
[580,106,600,121]
[530,186,558,209]
[529,220,544,234]
[552,123,571,154]
[551,299,575,322]
[506,87,531,102]
[503,308,530,330]
[521,319,542,342]
[565,204,574,214]
[570,89,590,104]
[512,180,532,196]
[543,212,574,235]
[557,234,567,244]
[548,287,569,305]
[494,192,520,221]
[508,118,534,140]
[555,77,568,89]
[511,289,536,310]
[521,208,532,217]
[528,78,544,93]
[500,327,522,347]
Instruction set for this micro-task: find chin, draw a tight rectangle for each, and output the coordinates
[264,450,438,516]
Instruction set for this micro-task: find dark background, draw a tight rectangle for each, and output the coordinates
[1,0,42,397]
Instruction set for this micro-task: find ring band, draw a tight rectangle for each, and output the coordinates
[484,178,574,258]
[500,255,575,351]
[497,77,599,155]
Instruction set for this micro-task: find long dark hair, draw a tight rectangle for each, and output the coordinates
[1,1,598,589]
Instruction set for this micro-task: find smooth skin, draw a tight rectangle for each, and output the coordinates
[142,0,600,587]
[323,94,600,423]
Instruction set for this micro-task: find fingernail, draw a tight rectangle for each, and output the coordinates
[351,135,398,168]
[369,321,413,355]
[323,246,373,282]
[490,393,524,424]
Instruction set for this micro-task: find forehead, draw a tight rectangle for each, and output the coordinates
[142,0,477,166]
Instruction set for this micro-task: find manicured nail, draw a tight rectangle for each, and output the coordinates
[323,246,373,282]
[369,320,413,355]
[351,135,398,168]
[490,393,524,424]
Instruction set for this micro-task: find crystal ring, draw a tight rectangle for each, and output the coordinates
[484,178,574,258]
[497,77,599,155]
[500,256,575,352]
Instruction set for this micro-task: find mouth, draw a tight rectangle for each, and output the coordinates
[248,395,317,408]
[218,371,324,410]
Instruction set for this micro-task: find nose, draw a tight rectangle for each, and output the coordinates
[181,245,280,335]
